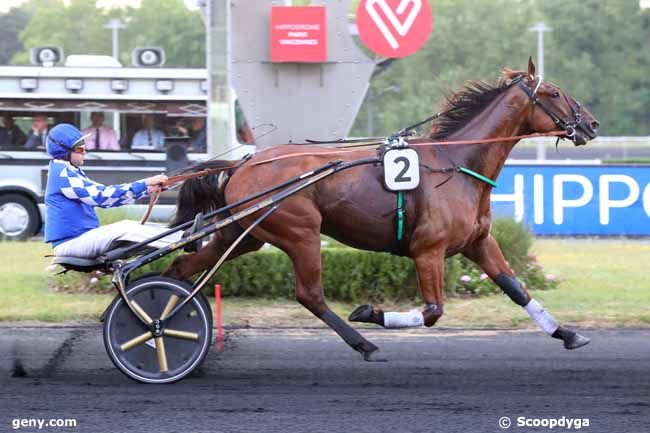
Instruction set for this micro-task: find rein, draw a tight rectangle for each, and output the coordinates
[139,130,567,224]
[409,130,566,147]
[161,130,565,185]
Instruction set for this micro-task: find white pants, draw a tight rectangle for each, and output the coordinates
[52,220,183,258]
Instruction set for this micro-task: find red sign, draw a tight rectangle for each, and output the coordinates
[270,6,327,63]
[356,0,433,58]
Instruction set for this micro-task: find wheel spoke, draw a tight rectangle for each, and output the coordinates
[119,331,154,352]
[160,294,179,320]
[163,328,199,341]
[131,300,153,324]
[155,337,168,373]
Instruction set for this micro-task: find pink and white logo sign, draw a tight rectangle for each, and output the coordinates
[356,0,433,58]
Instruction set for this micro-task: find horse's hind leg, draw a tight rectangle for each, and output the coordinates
[163,230,264,280]
[463,234,589,350]
[284,237,386,362]
[349,248,445,329]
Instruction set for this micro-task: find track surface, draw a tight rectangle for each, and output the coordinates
[1,327,650,433]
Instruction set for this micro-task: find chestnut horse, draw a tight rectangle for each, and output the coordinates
[165,59,599,361]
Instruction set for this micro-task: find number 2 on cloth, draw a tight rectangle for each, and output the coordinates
[383,148,420,191]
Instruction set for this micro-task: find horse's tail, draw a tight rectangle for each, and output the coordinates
[170,160,232,227]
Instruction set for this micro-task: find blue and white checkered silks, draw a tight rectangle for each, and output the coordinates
[58,164,148,208]
[45,159,149,247]
[45,160,182,257]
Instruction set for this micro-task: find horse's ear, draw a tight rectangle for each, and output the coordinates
[527,56,536,79]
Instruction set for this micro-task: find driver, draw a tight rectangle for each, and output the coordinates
[44,123,182,258]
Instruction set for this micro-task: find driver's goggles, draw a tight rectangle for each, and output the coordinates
[72,143,86,154]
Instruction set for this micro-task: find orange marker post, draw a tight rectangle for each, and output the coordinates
[215,284,223,352]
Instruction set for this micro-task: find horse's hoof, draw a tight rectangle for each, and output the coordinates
[563,332,590,350]
[363,349,387,362]
[553,326,590,350]
[349,304,374,322]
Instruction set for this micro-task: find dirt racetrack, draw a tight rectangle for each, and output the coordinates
[1,326,649,433]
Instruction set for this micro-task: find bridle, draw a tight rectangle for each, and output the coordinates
[514,74,584,141]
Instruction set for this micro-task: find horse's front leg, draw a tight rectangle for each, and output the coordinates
[463,234,589,350]
[349,248,445,328]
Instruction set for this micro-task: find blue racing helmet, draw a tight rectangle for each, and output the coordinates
[46,123,88,159]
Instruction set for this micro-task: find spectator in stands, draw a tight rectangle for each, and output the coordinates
[0,116,26,147]
[24,115,50,149]
[131,114,165,151]
[82,112,120,151]
[188,117,207,152]
[168,119,191,138]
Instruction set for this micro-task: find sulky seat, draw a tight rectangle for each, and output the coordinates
[51,256,108,273]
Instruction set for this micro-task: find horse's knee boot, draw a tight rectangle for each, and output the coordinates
[422,303,443,327]
[321,310,384,360]
[495,273,531,306]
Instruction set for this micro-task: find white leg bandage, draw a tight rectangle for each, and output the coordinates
[524,299,559,335]
[383,311,424,328]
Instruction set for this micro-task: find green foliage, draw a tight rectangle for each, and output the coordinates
[491,218,532,275]
[96,208,128,226]
[96,208,145,225]
[351,0,650,136]
[352,0,536,136]
[452,219,558,296]
[3,0,649,133]
[121,0,205,67]
[11,0,121,65]
[7,239,650,326]
[538,0,650,136]
[10,0,204,67]
[63,218,557,302]
[0,7,30,65]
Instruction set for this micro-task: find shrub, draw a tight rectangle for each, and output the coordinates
[55,218,557,301]
[491,218,532,276]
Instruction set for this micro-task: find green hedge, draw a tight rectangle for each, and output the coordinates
[56,218,557,302]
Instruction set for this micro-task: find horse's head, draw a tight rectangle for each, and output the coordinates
[505,57,599,146]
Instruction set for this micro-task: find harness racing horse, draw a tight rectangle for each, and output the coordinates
[164,59,599,361]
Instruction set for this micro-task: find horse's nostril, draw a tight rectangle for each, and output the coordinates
[591,121,600,130]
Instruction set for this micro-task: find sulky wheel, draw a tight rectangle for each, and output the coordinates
[103,275,213,384]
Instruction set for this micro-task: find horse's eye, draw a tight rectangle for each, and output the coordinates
[552,91,560,98]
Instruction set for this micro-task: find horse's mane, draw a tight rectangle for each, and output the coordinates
[170,159,233,227]
[430,70,525,140]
